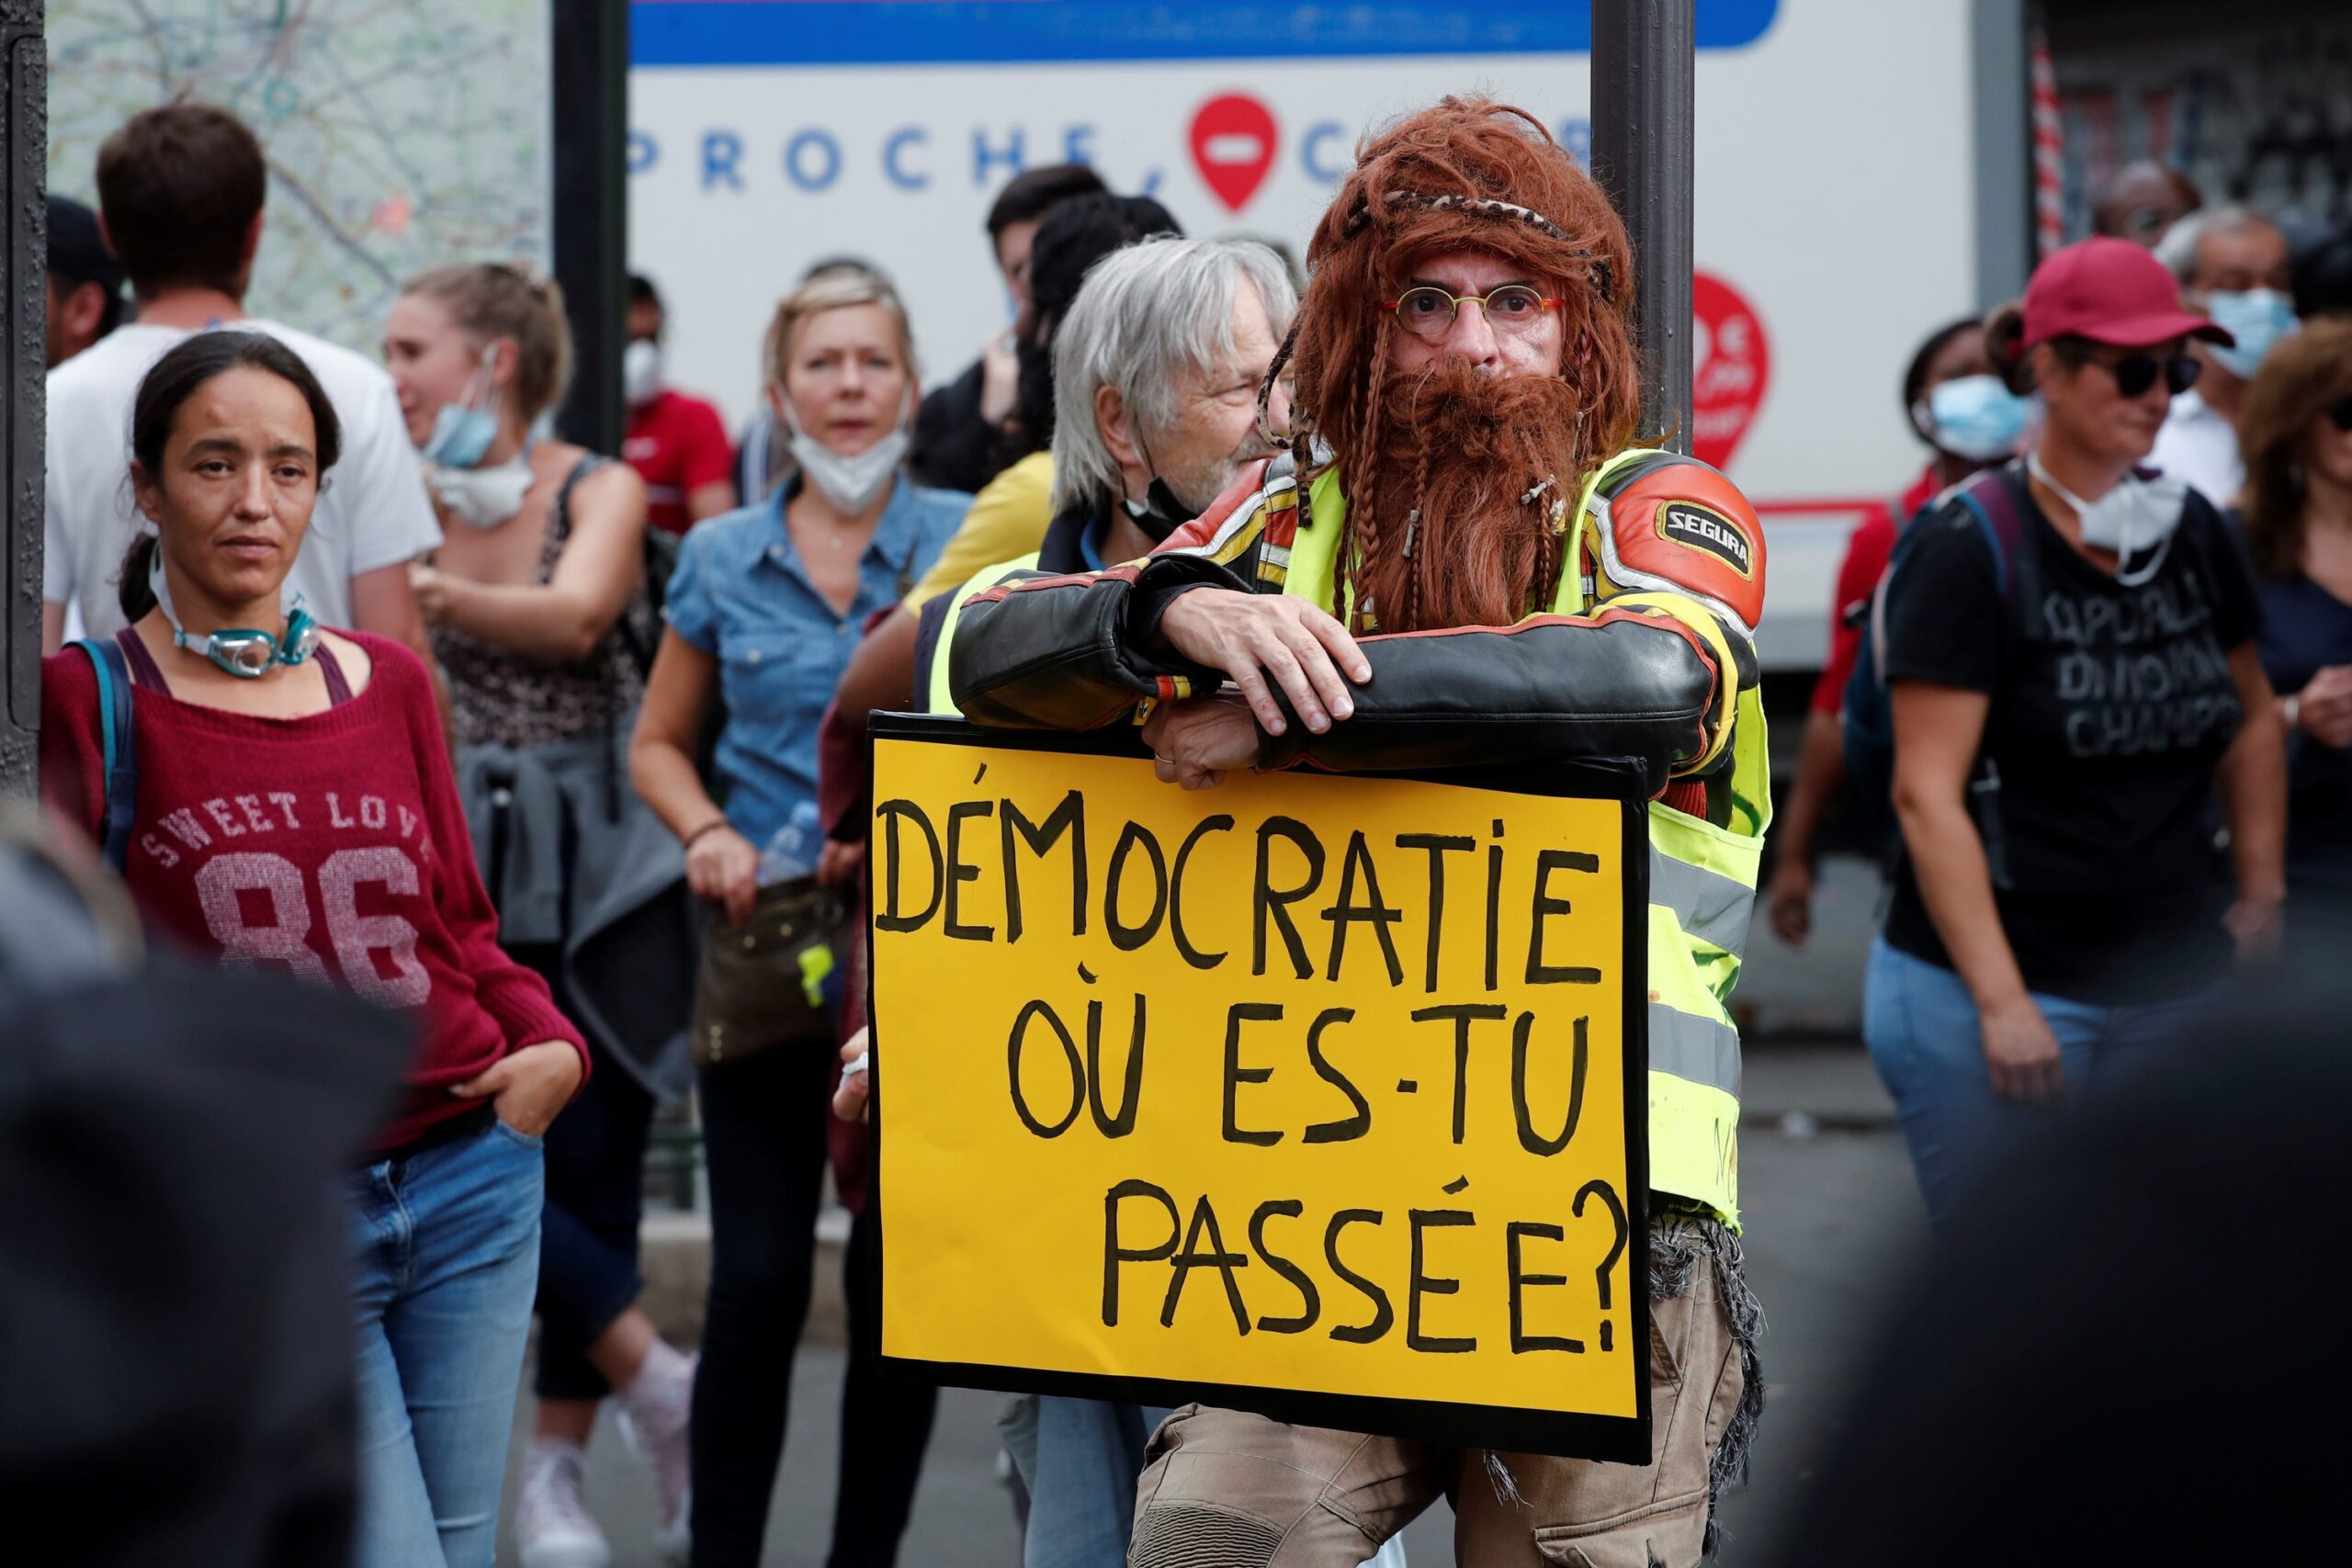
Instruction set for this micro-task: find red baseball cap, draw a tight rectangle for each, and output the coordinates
[2020,237,2234,350]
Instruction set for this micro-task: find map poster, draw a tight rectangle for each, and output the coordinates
[866,716,1654,1462]
[47,1,553,355]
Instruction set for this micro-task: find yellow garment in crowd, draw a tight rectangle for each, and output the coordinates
[902,450,1055,610]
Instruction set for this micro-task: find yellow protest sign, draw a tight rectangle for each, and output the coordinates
[866,717,1651,1461]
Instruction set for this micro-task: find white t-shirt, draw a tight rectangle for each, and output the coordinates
[44,319,442,639]
[2148,389,2244,512]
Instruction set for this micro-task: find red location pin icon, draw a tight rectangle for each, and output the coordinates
[1190,93,1278,214]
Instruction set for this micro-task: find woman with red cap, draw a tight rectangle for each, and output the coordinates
[1866,237,2287,1228]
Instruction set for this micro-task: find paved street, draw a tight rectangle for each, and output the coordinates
[496,1035,1922,1567]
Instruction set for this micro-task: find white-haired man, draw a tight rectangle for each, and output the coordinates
[2153,204,2299,505]
[910,236,1298,710]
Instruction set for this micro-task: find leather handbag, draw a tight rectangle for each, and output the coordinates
[688,874,851,1069]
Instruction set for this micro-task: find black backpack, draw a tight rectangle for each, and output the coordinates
[1839,463,2044,883]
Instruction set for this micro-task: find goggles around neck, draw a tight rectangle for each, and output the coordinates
[149,544,320,678]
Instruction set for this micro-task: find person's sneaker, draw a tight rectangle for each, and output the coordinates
[618,1347,695,1565]
[515,1439,610,1568]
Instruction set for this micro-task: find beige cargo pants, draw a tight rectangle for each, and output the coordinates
[1125,1242,1746,1568]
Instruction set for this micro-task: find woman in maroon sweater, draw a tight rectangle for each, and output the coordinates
[40,331,585,1568]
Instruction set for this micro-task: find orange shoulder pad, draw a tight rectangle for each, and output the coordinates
[1600,457,1766,633]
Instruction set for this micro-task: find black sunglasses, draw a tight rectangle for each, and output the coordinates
[2093,352,2200,400]
[2330,394,2352,434]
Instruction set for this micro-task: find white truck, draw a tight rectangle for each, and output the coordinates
[626,0,2029,675]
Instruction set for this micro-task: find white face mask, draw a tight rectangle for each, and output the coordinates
[622,338,663,407]
[782,397,910,514]
[429,449,536,530]
[2028,452,2188,587]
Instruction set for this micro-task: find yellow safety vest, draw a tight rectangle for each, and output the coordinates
[1284,450,1766,1224]
[925,552,1041,716]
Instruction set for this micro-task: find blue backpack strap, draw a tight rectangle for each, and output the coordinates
[70,638,138,874]
[1951,463,2045,641]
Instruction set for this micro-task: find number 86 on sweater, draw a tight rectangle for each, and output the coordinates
[196,847,432,1009]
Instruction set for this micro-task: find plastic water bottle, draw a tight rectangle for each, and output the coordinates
[758,801,820,886]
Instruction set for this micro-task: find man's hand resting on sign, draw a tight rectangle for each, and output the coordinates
[832,1028,871,1122]
[1157,587,1369,738]
[1141,696,1261,789]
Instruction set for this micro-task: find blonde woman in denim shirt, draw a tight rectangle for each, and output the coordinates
[631,271,967,1566]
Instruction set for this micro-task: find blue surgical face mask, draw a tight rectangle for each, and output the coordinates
[2204,288,2299,380]
[1917,375,2032,463]
[418,344,502,469]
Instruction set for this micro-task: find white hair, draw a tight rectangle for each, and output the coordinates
[2155,203,2278,287]
[1050,237,1299,516]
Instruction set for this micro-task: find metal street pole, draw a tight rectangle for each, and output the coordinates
[1973,0,2032,307]
[552,0,629,457]
[1590,0,1695,452]
[2,1,42,797]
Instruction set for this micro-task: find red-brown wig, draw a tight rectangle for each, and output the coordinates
[1282,97,1643,631]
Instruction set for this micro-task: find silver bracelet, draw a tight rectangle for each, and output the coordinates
[2284,694,2302,732]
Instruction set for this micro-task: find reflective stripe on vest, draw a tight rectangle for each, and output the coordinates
[924,553,1042,716]
[1287,452,1766,1224]
[1650,843,1756,962]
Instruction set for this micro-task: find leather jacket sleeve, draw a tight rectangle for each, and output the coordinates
[945,454,1763,802]
[1257,606,1729,795]
[945,466,1283,728]
[944,552,1243,730]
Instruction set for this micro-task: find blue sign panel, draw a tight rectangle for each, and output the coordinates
[631,2,1781,67]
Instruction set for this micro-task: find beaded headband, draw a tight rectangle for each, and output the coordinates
[1343,189,1614,303]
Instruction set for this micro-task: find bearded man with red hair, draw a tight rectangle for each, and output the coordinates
[946,97,1769,1565]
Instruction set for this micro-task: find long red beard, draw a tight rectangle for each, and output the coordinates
[1346,365,1588,633]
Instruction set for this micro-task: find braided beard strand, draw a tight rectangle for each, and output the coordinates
[1346,365,1590,634]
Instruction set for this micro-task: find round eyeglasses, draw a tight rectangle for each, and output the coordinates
[1379,284,1561,342]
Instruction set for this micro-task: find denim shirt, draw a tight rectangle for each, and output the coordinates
[665,476,969,848]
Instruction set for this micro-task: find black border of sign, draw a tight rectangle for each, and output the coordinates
[862,712,1653,1464]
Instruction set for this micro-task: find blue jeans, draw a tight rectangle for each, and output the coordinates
[347,1117,545,1568]
[998,1397,1174,1568]
[1863,938,2205,1229]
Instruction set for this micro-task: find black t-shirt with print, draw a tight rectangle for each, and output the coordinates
[1880,477,2261,1005]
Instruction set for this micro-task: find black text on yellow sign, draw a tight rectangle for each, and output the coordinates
[865,718,1651,1461]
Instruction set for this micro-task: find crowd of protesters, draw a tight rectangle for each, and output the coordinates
[27,86,2352,1568]
[29,97,1317,1568]
[1776,161,2352,1230]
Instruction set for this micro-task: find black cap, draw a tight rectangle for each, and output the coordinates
[48,194,124,294]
